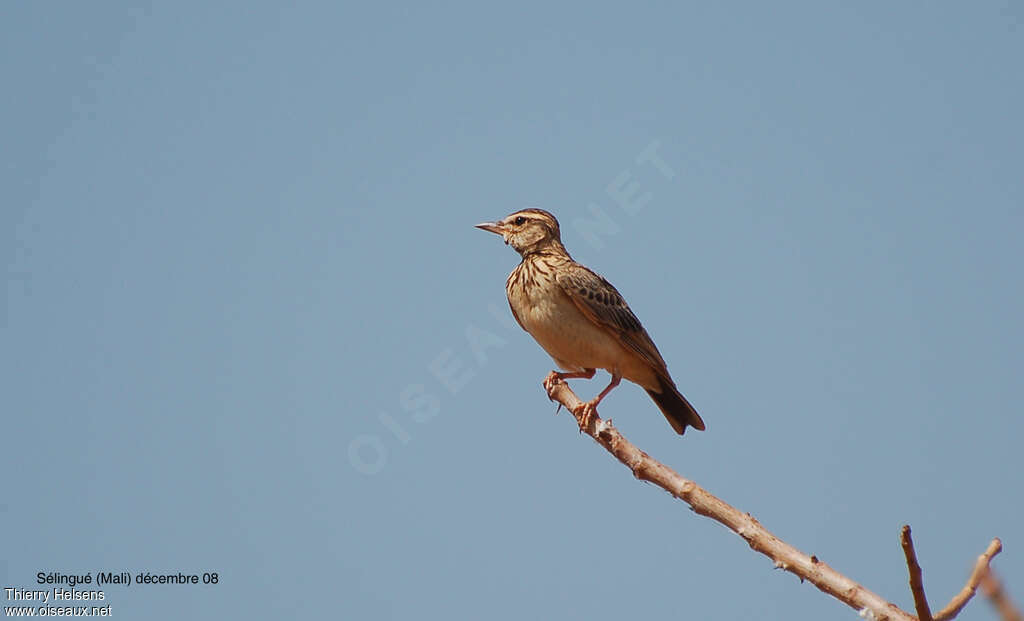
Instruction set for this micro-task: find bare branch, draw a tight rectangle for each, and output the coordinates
[933,538,1003,621]
[544,377,916,621]
[980,568,1023,621]
[900,525,933,621]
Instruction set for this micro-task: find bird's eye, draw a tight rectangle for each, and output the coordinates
[514,216,526,225]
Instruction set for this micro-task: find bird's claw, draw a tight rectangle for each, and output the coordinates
[543,371,563,397]
[543,371,599,431]
[542,371,557,392]
[543,372,565,414]
[571,401,598,433]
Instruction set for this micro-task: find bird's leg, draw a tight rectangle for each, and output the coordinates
[543,368,596,393]
[543,369,597,415]
[573,372,621,432]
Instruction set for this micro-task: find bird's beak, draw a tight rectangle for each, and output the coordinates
[474,221,505,235]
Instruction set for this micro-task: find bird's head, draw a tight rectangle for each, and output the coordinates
[475,208,564,256]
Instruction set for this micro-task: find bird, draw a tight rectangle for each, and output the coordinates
[475,208,705,435]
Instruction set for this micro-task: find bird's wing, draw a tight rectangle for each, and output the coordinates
[555,263,670,375]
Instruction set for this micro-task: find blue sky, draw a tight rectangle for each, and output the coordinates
[2,2,1022,619]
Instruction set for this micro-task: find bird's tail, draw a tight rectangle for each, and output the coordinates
[646,375,705,435]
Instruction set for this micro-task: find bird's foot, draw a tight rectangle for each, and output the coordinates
[543,371,564,396]
[543,368,596,395]
[543,372,564,413]
[571,400,599,434]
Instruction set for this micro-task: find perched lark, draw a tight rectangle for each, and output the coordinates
[476,208,705,435]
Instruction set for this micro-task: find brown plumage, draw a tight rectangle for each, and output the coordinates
[475,208,705,435]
